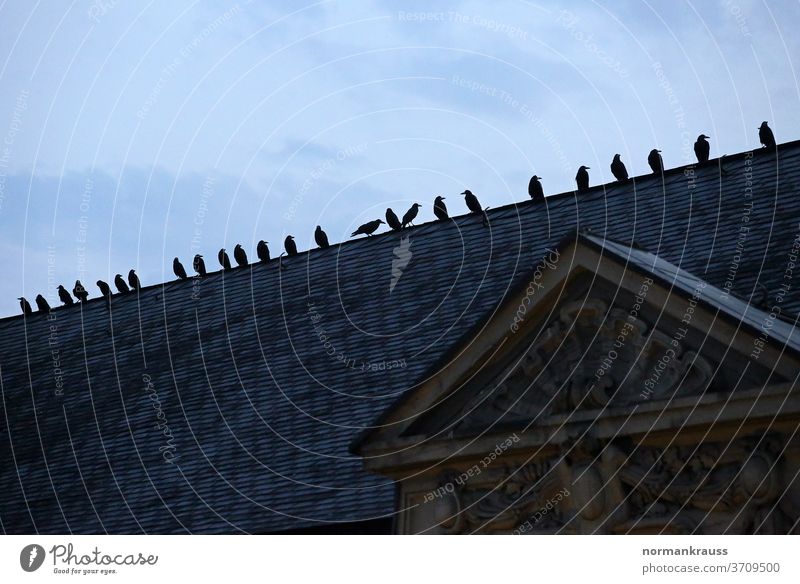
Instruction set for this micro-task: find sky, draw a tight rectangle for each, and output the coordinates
[0,0,798,316]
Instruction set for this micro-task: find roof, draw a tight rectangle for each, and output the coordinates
[1,141,799,533]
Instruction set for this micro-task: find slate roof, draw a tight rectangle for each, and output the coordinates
[1,141,799,534]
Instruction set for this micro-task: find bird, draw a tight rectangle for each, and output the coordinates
[759,121,776,149]
[648,149,663,174]
[694,134,710,163]
[401,203,421,228]
[58,285,74,305]
[385,208,402,231]
[256,240,270,262]
[351,219,384,237]
[433,196,448,220]
[284,235,298,256]
[193,254,206,276]
[218,249,232,271]
[233,244,248,267]
[528,175,544,202]
[315,226,330,249]
[35,294,51,312]
[173,258,188,280]
[18,297,32,315]
[73,280,89,302]
[128,269,141,290]
[96,280,111,298]
[610,154,628,182]
[461,190,482,214]
[114,274,129,293]
[575,166,590,192]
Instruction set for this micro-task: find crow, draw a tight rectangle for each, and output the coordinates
[128,269,141,290]
[18,297,32,315]
[461,190,482,214]
[694,134,710,163]
[575,166,590,192]
[58,285,74,305]
[257,240,270,262]
[528,175,544,202]
[233,244,248,267]
[648,149,663,174]
[610,154,628,182]
[35,294,51,312]
[173,258,188,280]
[351,219,384,237]
[73,280,89,302]
[401,203,421,228]
[759,121,776,149]
[193,254,207,276]
[433,196,448,220]
[284,235,298,256]
[96,280,111,298]
[315,226,330,249]
[114,274,129,293]
[385,208,402,230]
[218,249,232,271]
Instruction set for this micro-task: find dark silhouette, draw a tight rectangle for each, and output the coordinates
[18,297,32,315]
[694,134,710,163]
[114,274,129,293]
[575,166,590,192]
[35,294,51,312]
[648,149,663,174]
[218,249,232,271]
[173,258,188,280]
[433,196,448,220]
[315,226,330,249]
[193,254,207,277]
[401,203,421,228]
[257,241,270,262]
[351,219,384,237]
[611,154,628,182]
[528,175,544,202]
[284,235,298,256]
[234,244,248,267]
[96,280,111,299]
[461,190,482,214]
[385,208,402,231]
[58,285,74,305]
[128,270,141,291]
[759,121,776,148]
[73,280,89,302]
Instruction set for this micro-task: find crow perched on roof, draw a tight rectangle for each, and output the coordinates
[234,244,248,267]
[759,121,776,148]
[218,249,232,271]
[385,208,402,231]
[528,175,544,202]
[461,190,482,214]
[610,154,628,182]
[648,149,663,174]
[433,196,448,220]
[193,254,206,276]
[58,285,74,305]
[35,294,51,312]
[114,274,129,293]
[73,280,89,302]
[351,219,384,237]
[694,134,710,163]
[18,297,32,315]
[128,270,141,290]
[315,226,330,249]
[96,280,111,298]
[575,166,590,192]
[401,203,421,228]
[257,241,270,262]
[173,258,188,280]
[284,235,298,256]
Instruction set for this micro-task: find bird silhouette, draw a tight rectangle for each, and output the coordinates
[575,166,590,192]
[234,244,248,267]
[694,134,710,163]
[401,203,421,228]
[128,269,141,290]
[611,154,628,182]
[385,208,402,230]
[218,249,232,271]
[257,241,270,262]
[114,274,129,293]
[648,149,663,174]
[284,235,298,256]
[96,280,111,298]
[759,121,776,148]
[173,258,188,280]
[461,190,482,214]
[315,226,330,249]
[193,254,206,276]
[18,297,32,315]
[433,196,448,220]
[528,175,545,202]
[73,280,89,302]
[35,294,51,312]
[58,285,74,305]
[351,219,384,237]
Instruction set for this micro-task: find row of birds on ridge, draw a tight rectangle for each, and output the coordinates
[15,122,779,315]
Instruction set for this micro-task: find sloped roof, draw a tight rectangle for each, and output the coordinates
[1,141,799,533]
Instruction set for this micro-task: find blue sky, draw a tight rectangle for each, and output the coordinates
[1,0,798,316]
